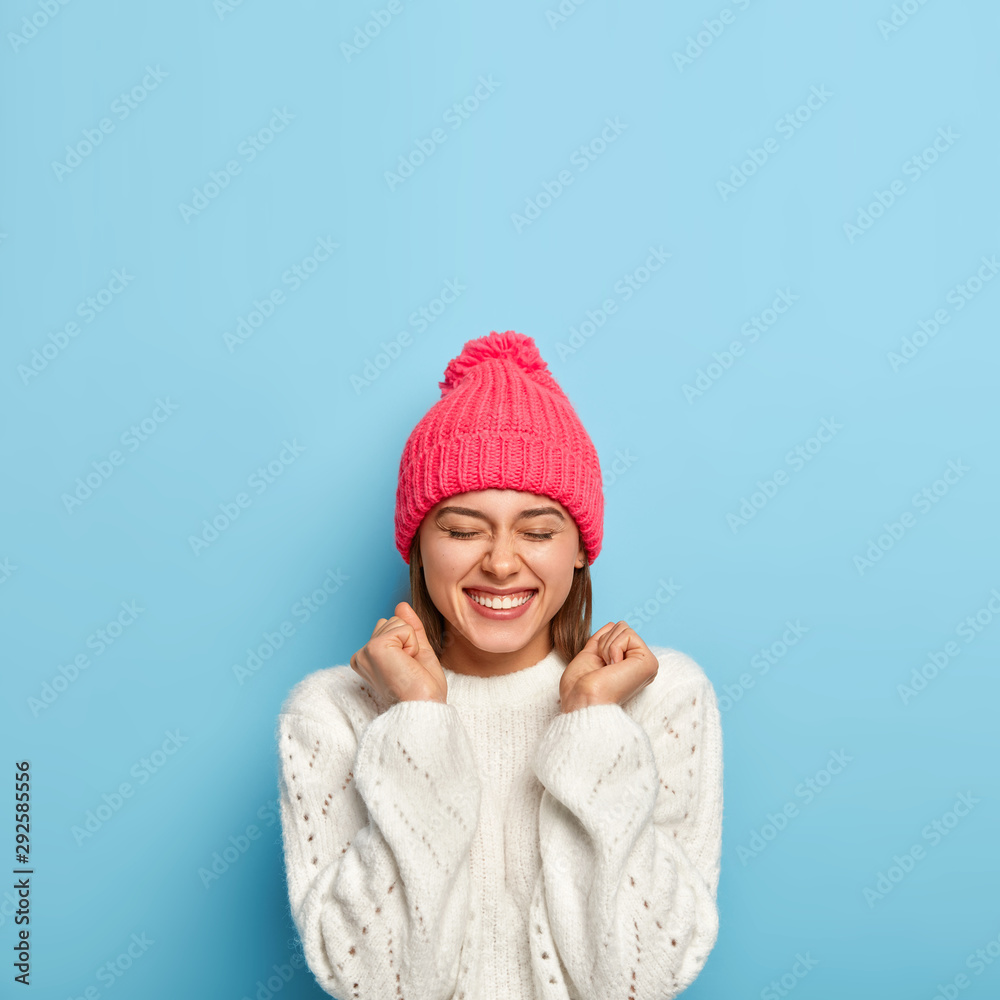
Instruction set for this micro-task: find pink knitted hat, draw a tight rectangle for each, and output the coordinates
[395,331,604,564]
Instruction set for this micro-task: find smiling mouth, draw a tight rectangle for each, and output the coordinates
[463,588,537,610]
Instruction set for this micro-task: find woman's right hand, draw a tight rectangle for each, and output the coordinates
[350,601,448,707]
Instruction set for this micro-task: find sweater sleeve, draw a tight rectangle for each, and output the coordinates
[277,695,483,1000]
[527,656,723,999]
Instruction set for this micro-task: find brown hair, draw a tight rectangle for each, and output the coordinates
[407,532,593,665]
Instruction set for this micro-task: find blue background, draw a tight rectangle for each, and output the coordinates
[3,0,999,997]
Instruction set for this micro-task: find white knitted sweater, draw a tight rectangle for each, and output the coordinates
[276,643,723,1000]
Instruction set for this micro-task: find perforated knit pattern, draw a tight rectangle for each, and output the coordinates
[276,644,723,1000]
[393,331,605,564]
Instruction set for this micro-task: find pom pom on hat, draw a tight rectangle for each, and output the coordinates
[439,331,556,396]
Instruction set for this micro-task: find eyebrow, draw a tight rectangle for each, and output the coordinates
[436,505,565,523]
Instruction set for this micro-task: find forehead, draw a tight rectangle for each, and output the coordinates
[429,489,568,517]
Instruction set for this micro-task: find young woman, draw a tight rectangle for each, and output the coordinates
[277,331,723,999]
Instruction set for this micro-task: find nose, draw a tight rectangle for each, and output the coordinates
[480,532,521,579]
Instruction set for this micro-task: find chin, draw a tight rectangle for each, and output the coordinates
[466,632,533,654]
[451,616,540,655]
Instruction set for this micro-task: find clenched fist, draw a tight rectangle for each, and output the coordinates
[559,620,658,714]
[350,601,448,707]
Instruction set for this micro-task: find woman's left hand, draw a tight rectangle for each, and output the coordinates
[559,620,658,714]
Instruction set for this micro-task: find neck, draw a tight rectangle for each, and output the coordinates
[439,625,554,678]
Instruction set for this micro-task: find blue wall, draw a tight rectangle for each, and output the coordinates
[3,0,998,997]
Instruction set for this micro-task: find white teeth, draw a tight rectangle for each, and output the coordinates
[468,591,534,609]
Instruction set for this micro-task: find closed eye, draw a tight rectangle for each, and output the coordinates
[446,530,554,540]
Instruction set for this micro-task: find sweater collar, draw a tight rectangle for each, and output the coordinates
[440,645,567,709]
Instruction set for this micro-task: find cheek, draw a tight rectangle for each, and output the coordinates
[531,542,579,583]
[421,545,471,595]
[433,548,473,577]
